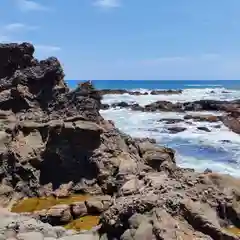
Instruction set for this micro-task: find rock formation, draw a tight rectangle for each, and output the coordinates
[101,100,240,135]
[98,89,182,96]
[0,42,239,239]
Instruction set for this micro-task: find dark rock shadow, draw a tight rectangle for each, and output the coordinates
[40,127,101,190]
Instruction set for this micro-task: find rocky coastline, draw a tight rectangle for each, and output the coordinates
[0,42,240,239]
[101,99,240,135]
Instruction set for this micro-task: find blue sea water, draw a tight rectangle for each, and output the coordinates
[66,80,240,90]
[67,80,240,177]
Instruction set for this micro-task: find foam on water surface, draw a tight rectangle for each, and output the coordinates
[102,88,240,106]
[100,107,240,177]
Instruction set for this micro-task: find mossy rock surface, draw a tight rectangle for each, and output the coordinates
[11,194,91,213]
[64,216,100,231]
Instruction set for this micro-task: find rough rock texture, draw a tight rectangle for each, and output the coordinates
[102,100,240,135]
[0,207,99,239]
[103,99,240,115]
[0,43,240,239]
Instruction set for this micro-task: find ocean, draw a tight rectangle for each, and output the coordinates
[67,80,240,90]
[67,80,240,177]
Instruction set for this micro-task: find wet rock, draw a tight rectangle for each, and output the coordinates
[197,127,211,132]
[150,89,182,95]
[47,205,72,225]
[221,115,240,134]
[120,229,135,240]
[128,214,149,229]
[204,169,213,174]
[100,104,110,110]
[54,182,73,198]
[130,104,144,111]
[184,114,220,122]
[99,89,182,96]
[112,102,130,108]
[167,126,187,133]
[144,101,183,112]
[158,118,184,124]
[71,202,88,218]
[134,222,154,239]
[119,179,144,196]
[180,199,239,240]
[85,200,104,214]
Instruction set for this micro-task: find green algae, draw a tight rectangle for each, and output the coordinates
[225,227,240,236]
[11,194,90,213]
[11,194,100,231]
[64,216,100,231]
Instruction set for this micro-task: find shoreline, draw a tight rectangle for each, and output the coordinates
[0,42,239,239]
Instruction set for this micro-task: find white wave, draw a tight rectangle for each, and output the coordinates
[102,88,240,106]
[100,108,240,177]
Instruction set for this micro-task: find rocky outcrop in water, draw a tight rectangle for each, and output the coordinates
[0,42,240,239]
[101,100,240,134]
[99,89,182,96]
[102,99,240,114]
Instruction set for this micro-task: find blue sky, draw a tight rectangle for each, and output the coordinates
[1,0,240,80]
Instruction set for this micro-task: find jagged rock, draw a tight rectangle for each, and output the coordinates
[134,222,154,239]
[198,126,211,132]
[119,179,144,196]
[184,114,220,122]
[112,102,130,108]
[150,89,182,95]
[99,89,181,96]
[128,214,149,229]
[158,118,184,124]
[167,126,187,133]
[85,200,104,214]
[221,115,240,134]
[47,204,72,225]
[71,202,87,218]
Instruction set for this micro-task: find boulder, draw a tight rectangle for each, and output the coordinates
[85,200,104,214]
[47,205,72,225]
[184,114,220,122]
[167,126,186,133]
[119,179,144,196]
[71,202,88,218]
[197,126,211,132]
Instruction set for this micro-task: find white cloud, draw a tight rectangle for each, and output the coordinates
[16,0,49,12]
[4,23,38,32]
[93,0,120,8]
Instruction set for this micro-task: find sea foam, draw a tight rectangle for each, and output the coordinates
[100,88,240,177]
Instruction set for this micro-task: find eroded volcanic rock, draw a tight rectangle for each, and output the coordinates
[0,42,240,239]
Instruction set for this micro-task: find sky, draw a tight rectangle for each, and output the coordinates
[0,0,240,80]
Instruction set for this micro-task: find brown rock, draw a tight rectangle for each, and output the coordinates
[71,202,87,218]
[120,179,144,196]
[47,204,72,224]
[184,114,220,122]
[85,200,104,214]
